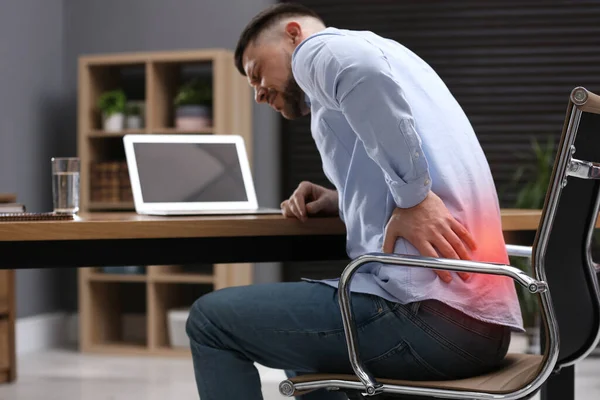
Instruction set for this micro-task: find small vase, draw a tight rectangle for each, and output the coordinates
[126,115,143,129]
[103,113,124,132]
[175,105,212,130]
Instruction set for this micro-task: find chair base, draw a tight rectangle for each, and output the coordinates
[541,365,574,400]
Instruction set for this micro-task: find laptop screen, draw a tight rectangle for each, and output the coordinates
[132,142,248,203]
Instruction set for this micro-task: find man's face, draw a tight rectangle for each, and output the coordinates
[242,40,308,120]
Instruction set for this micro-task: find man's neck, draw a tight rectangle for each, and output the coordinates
[302,24,327,38]
[298,24,327,45]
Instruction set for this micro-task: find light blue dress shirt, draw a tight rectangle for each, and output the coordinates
[291,27,524,332]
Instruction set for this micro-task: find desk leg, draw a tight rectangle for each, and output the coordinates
[541,365,575,400]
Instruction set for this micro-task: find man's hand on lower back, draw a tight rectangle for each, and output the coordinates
[382,191,477,283]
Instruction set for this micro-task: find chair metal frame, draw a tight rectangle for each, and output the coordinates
[279,87,600,399]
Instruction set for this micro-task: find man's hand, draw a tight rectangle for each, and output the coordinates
[382,191,477,283]
[281,181,339,222]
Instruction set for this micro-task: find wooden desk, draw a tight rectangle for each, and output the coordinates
[0,208,552,269]
[500,209,543,231]
[0,213,349,268]
[0,209,544,240]
[0,212,345,242]
[501,208,600,231]
[0,209,548,241]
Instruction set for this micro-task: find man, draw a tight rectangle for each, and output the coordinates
[186,3,523,399]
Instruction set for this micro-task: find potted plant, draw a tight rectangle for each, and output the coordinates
[125,102,144,129]
[98,90,126,132]
[173,78,212,130]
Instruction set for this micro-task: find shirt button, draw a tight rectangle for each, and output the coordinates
[424,179,430,186]
[414,152,420,158]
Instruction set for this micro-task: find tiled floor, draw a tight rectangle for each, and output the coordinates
[0,347,598,399]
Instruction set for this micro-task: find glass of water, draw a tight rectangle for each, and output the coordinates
[51,157,80,214]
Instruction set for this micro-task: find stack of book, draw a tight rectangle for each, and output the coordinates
[0,193,25,213]
[90,161,134,203]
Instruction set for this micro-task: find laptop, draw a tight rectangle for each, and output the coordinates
[122,134,282,216]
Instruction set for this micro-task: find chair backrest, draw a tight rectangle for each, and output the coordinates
[532,87,600,368]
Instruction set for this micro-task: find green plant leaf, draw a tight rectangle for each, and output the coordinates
[173,78,212,107]
[126,103,141,116]
[97,90,126,116]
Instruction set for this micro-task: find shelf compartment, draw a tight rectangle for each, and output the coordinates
[88,136,127,163]
[87,63,147,131]
[148,282,212,351]
[149,61,213,132]
[87,281,148,349]
[89,160,133,205]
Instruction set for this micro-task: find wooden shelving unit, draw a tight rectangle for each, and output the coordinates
[0,270,15,382]
[88,129,146,137]
[88,201,135,211]
[76,49,254,356]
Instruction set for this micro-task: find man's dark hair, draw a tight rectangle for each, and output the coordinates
[234,3,323,76]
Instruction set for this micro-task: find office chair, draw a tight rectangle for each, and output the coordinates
[279,86,600,400]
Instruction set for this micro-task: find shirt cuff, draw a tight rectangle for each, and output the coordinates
[387,176,431,208]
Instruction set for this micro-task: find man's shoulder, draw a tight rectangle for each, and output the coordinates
[296,28,381,58]
[292,28,344,67]
[292,28,387,81]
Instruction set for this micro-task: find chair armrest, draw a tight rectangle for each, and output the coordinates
[337,252,548,396]
[343,252,546,294]
[506,244,532,258]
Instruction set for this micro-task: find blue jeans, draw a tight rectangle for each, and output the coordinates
[185,282,510,399]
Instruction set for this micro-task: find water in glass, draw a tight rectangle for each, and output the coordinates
[52,161,80,214]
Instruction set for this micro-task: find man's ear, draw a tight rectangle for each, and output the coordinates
[284,21,302,44]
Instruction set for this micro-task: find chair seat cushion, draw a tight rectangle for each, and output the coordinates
[288,353,543,395]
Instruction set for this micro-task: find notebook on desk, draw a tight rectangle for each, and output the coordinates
[0,212,74,221]
[123,134,282,216]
